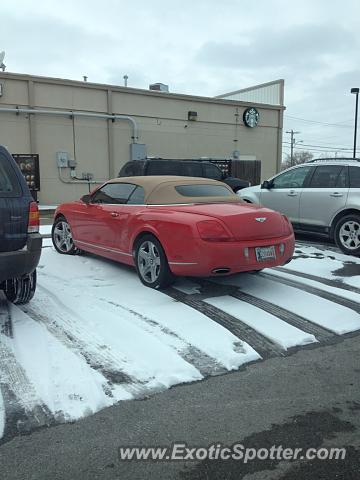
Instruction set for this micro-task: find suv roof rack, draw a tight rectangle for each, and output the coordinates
[306,157,360,163]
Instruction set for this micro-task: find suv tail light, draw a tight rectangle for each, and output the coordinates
[197,220,233,242]
[28,201,40,233]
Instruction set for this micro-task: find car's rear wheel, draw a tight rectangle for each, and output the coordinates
[334,214,360,255]
[4,270,37,304]
[52,216,80,255]
[135,235,174,289]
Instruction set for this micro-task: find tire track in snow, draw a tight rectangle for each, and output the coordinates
[28,284,203,397]
[0,300,54,444]
[37,270,229,377]
[99,298,227,377]
[273,267,360,295]
[259,272,360,314]
[0,299,12,338]
[23,288,142,397]
[229,291,335,344]
[166,288,283,359]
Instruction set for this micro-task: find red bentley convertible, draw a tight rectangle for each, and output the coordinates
[52,176,295,288]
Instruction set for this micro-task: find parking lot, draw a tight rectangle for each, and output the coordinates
[1,234,359,445]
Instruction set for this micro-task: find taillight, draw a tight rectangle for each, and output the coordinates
[282,214,293,234]
[197,220,233,242]
[28,201,40,233]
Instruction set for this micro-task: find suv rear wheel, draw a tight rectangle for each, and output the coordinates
[4,270,37,304]
[334,214,360,255]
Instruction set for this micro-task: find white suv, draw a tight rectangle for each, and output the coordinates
[238,158,360,255]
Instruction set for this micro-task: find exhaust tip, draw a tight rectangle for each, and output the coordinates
[212,267,231,274]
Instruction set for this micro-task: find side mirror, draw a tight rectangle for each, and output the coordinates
[261,180,272,189]
[81,194,91,204]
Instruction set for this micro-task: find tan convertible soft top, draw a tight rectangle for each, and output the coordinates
[107,176,243,205]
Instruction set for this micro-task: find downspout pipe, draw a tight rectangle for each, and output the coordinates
[0,106,139,141]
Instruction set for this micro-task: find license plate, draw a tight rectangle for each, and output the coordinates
[255,245,276,262]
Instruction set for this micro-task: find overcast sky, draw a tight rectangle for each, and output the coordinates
[2,0,360,160]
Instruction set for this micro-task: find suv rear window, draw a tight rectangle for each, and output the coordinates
[181,162,202,177]
[203,163,223,180]
[147,161,182,176]
[120,161,144,177]
[175,184,233,197]
[309,165,345,188]
[349,166,360,187]
[0,153,21,197]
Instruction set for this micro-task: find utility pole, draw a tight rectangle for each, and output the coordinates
[351,88,359,159]
[286,129,301,166]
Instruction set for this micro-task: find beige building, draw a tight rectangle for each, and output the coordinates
[0,73,285,204]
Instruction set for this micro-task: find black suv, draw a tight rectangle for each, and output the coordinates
[0,146,42,304]
[119,159,250,192]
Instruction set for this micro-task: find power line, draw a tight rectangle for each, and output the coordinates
[291,136,353,146]
[284,115,354,129]
[282,141,352,151]
[282,144,359,154]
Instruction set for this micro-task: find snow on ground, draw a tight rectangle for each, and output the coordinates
[10,305,118,421]
[205,296,317,350]
[0,247,262,437]
[1,237,359,441]
[218,274,360,334]
[0,389,4,439]
[35,249,260,372]
[31,284,204,389]
[287,244,360,289]
[267,268,360,304]
[39,225,52,236]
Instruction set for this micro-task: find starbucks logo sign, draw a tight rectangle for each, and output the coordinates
[243,107,259,128]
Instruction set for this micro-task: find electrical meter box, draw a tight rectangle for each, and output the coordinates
[56,151,69,168]
[130,143,146,161]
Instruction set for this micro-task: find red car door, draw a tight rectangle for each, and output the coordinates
[72,182,137,252]
[116,185,146,253]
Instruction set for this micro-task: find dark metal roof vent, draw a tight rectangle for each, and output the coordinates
[149,83,169,92]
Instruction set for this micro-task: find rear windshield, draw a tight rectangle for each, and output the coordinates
[0,153,21,197]
[181,162,203,177]
[175,184,233,197]
[147,161,182,176]
[119,161,144,177]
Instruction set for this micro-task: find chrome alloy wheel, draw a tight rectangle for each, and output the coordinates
[53,221,75,253]
[339,220,360,250]
[137,240,161,283]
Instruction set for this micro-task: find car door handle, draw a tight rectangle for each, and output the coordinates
[110,212,119,217]
[330,192,343,197]
[287,190,297,196]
